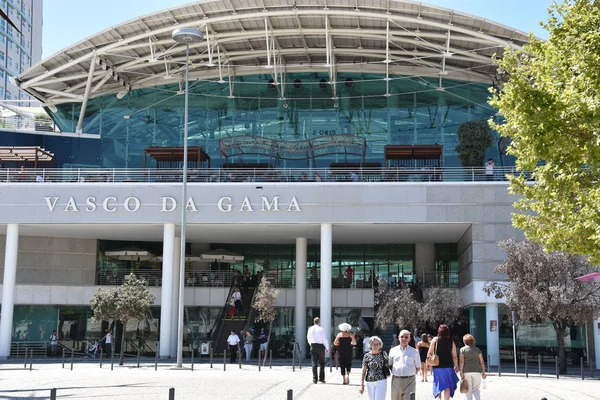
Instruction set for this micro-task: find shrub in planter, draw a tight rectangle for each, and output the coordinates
[455,119,493,167]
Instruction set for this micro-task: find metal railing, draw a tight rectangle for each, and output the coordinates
[97,269,377,289]
[0,166,521,183]
[0,116,57,132]
[98,270,249,287]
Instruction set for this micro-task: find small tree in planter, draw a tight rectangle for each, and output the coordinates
[253,276,281,366]
[90,274,156,365]
[375,280,464,333]
[455,119,493,168]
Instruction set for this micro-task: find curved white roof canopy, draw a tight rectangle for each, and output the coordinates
[16,0,528,108]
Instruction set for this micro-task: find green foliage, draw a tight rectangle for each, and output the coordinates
[455,119,493,167]
[90,274,156,324]
[489,0,600,264]
[90,274,155,366]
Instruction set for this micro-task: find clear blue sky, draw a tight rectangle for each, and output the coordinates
[42,0,553,59]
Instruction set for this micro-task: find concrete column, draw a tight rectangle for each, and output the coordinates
[159,223,175,358]
[415,243,435,284]
[594,318,600,370]
[295,238,307,358]
[320,224,332,354]
[0,224,19,359]
[486,303,499,366]
[170,236,181,358]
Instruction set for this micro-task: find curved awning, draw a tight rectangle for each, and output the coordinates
[16,0,528,108]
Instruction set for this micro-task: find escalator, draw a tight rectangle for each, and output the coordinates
[210,286,257,355]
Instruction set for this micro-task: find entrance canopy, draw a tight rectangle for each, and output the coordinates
[384,144,443,168]
[576,272,600,283]
[0,146,55,168]
[144,146,211,168]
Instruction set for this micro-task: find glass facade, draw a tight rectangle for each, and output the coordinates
[43,74,505,168]
[211,243,414,289]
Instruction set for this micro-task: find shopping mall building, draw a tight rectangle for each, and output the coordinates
[0,0,598,366]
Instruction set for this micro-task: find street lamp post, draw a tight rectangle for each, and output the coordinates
[172,27,203,368]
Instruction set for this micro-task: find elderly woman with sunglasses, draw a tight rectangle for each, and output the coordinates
[359,336,389,400]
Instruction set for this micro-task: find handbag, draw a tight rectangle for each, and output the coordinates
[426,340,439,367]
[381,352,390,378]
[460,379,469,393]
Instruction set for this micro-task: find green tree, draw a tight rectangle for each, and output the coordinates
[90,274,156,365]
[455,119,493,167]
[484,240,600,374]
[252,276,280,366]
[489,0,600,263]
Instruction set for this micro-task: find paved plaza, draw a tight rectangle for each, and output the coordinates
[0,361,598,400]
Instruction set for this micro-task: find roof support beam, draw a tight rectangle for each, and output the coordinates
[35,87,84,100]
[92,72,112,93]
[19,9,520,90]
[76,51,97,133]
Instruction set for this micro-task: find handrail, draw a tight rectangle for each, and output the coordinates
[210,283,235,351]
[243,283,260,334]
[0,166,521,183]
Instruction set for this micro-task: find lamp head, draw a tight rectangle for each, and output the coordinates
[172,28,203,43]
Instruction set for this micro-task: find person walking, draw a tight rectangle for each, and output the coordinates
[49,330,58,356]
[388,329,421,400]
[359,336,388,400]
[334,322,356,385]
[428,324,459,400]
[101,329,112,357]
[232,286,243,317]
[244,330,254,362]
[485,158,495,181]
[258,327,269,355]
[459,334,486,400]
[363,333,371,355]
[227,330,240,363]
[307,317,329,384]
[391,333,399,349]
[416,334,431,382]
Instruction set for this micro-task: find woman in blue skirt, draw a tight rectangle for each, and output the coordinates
[427,324,459,399]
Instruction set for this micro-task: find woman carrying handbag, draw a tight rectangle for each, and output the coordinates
[459,334,486,400]
[359,336,389,400]
[427,324,459,400]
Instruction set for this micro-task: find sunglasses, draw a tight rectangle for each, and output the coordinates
[400,336,410,339]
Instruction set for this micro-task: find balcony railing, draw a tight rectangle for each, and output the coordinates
[97,269,375,289]
[1,166,522,183]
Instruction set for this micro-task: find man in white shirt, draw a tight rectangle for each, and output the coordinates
[227,330,241,363]
[363,334,370,354]
[306,317,329,384]
[388,329,421,400]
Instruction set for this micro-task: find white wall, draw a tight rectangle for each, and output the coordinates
[0,285,374,308]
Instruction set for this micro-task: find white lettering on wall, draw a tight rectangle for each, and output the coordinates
[287,196,302,212]
[124,197,141,212]
[260,196,280,212]
[64,197,79,212]
[217,197,232,212]
[161,197,177,212]
[85,197,97,212]
[44,197,59,212]
[239,197,254,212]
[102,197,117,213]
[186,197,198,212]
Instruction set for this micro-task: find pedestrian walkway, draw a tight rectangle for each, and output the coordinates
[0,361,597,399]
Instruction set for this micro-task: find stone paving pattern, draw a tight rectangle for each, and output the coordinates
[0,361,598,399]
